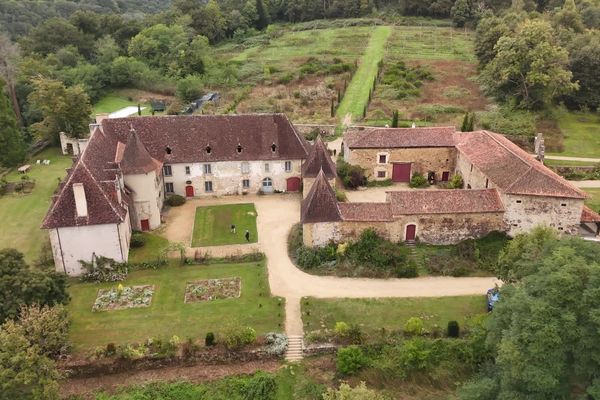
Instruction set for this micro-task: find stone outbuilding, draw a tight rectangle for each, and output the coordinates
[301,136,337,196]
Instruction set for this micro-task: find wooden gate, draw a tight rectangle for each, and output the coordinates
[286,177,301,192]
[405,224,416,241]
[185,185,194,197]
[392,163,411,182]
[140,219,150,231]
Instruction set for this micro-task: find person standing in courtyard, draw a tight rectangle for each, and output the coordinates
[245,229,250,242]
[231,224,236,233]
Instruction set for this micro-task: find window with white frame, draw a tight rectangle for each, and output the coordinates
[264,163,270,173]
[242,179,250,188]
[163,165,172,176]
[185,166,190,175]
[377,170,386,178]
[284,161,292,172]
[203,164,212,174]
[241,162,250,174]
[378,154,387,164]
[204,181,213,192]
[165,182,174,193]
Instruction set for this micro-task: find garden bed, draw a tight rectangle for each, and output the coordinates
[92,285,155,312]
[184,277,241,303]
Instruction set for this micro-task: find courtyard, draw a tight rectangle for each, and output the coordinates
[191,203,258,247]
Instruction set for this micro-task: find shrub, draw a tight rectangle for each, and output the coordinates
[106,342,116,356]
[447,320,460,338]
[295,244,337,269]
[335,189,348,202]
[13,304,70,358]
[130,232,146,248]
[337,158,366,189]
[205,332,216,346]
[347,324,364,345]
[224,326,256,350]
[336,345,369,375]
[404,317,424,336]
[165,194,186,207]
[335,321,350,337]
[244,372,278,400]
[409,174,428,188]
[265,332,288,356]
[449,173,464,189]
[80,255,128,282]
[176,75,204,102]
[477,106,536,137]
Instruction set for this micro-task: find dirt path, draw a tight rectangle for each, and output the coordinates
[545,155,600,162]
[570,180,600,188]
[60,359,281,398]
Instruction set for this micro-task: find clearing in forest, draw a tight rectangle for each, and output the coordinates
[335,25,392,122]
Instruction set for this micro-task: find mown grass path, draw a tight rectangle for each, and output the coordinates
[336,25,392,122]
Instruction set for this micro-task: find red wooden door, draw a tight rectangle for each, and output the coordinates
[185,185,194,197]
[442,171,450,182]
[140,219,150,231]
[405,224,416,241]
[286,177,301,192]
[392,163,411,182]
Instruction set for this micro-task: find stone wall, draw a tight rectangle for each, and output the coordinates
[347,147,456,181]
[455,152,497,190]
[303,222,341,246]
[502,194,583,236]
[163,159,303,197]
[124,170,163,230]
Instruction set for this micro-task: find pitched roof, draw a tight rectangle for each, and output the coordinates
[302,136,337,179]
[118,129,162,175]
[345,126,456,149]
[338,202,393,221]
[101,114,309,164]
[455,131,586,199]
[387,189,505,215]
[581,205,600,223]
[42,128,128,229]
[301,170,341,223]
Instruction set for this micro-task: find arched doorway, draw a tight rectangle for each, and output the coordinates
[262,177,273,193]
[405,224,416,241]
[286,177,301,192]
[185,185,194,197]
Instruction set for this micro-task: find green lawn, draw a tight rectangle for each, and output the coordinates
[0,148,71,262]
[93,93,154,116]
[544,158,597,167]
[549,111,600,158]
[584,189,600,212]
[68,261,283,352]
[128,232,170,263]
[191,203,258,247]
[336,26,392,120]
[302,295,487,334]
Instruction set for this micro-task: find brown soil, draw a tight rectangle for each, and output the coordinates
[60,359,281,399]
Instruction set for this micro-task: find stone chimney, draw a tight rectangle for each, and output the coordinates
[534,132,545,162]
[73,183,88,217]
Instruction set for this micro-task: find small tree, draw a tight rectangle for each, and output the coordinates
[461,112,474,132]
[336,345,368,375]
[205,332,216,346]
[404,317,424,336]
[16,304,70,358]
[391,110,399,128]
[447,320,460,338]
[137,103,141,116]
[331,98,335,117]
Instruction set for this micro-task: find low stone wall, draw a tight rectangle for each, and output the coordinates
[294,124,336,138]
[59,346,278,379]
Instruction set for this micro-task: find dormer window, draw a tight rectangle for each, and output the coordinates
[205,145,212,154]
[237,144,243,153]
[165,146,172,155]
[271,143,277,152]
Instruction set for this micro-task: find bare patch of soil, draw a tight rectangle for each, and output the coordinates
[60,359,281,399]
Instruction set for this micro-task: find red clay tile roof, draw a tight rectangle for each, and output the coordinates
[302,136,337,179]
[42,127,128,229]
[387,189,505,215]
[119,129,163,175]
[301,170,341,223]
[346,126,456,149]
[581,205,600,223]
[338,202,393,221]
[101,114,309,164]
[455,131,586,199]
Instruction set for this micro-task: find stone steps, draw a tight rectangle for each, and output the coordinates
[285,335,304,362]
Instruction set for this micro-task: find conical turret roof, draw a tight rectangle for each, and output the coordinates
[302,135,337,179]
[301,169,341,223]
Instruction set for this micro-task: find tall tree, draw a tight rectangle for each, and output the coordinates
[564,31,600,110]
[27,78,92,140]
[0,80,26,167]
[0,35,23,126]
[256,0,271,29]
[480,19,577,109]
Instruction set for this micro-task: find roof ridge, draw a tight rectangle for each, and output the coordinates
[79,159,124,223]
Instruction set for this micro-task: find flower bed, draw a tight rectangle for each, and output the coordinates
[92,285,154,312]
[184,277,241,303]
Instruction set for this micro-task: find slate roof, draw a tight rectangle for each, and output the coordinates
[387,189,505,215]
[581,205,600,223]
[455,131,586,199]
[345,126,456,149]
[338,202,393,221]
[302,136,337,179]
[101,114,309,164]
[118,129,162,175]
[301,170,341,223]
[42,128,128,229]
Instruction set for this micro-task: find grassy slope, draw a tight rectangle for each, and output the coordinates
[548,111,600,158]
[335,26,392,120]
[191,203,258,247]
[68,261,283,352]
[302,295,486,334]
[388,26,475,62]
[0,148,70,262]
[584,189,600,212]
[93,92,154,116]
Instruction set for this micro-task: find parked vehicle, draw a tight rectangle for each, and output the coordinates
[487,287,500,312]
